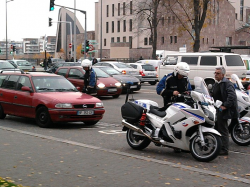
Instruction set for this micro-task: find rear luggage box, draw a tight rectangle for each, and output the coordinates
[121,102,143,123]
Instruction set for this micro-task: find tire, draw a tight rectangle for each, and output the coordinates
[83,121,98,126]
[190,133,221,162]
[113,94,120,98]
[231,123,250,146]
[126,129,151,150]
[36,106,52,128]
[149,81,156,85]
[0,104,6,119]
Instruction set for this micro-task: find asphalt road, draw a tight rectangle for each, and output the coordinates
[0,83,250,187]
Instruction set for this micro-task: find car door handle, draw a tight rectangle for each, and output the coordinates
[0,93,2,96]
[14,96,17,99]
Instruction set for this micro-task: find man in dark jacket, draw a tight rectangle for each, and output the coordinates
[211,66,238,156]
[156,62,192,107]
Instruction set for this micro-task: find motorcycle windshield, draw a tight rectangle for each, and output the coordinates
[194,76,211,96]
[231,74,244,90]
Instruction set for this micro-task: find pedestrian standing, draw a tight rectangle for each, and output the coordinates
[92,58,98,65]
[71,57,74,62]
[211,66,238,156]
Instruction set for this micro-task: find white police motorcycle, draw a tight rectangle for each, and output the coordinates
[121,77,222,162]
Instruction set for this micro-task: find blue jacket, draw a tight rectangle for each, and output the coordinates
[156,72,192,98]
[84,68,96,87]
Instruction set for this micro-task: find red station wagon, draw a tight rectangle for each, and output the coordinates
[55,66,122,98]
[0,71,105,128]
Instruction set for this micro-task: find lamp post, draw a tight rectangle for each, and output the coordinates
[6,0,13,60]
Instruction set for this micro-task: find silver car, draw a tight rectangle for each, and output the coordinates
[93,61,142,81]
[8,60,33,72]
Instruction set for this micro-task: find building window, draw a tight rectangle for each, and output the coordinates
[106,22,109,33]
[123,2,126,15]
[149,37,152,45]
[112,4,114,17]
[123,20,126,32]
[174,36,177,43]
[111,37,114,43]
[207,38,208,44]
[161,17,164,26]
[235,13,238,20]
[202,38,204,44]
[104,38,106,46]
[168,17,171,24]
[117,21,120,32]
[130,1,133,14]
[170,36,173,44]
[129,36,132,48]
[117,37,120,43]
[123,37,126,42]
[240,0,243,21]
[144,38,148,45]
[213,39,214,45]
[226,37,232,45]
[172,16,175,24]
[118,3,120,16]
[112,21,114,33]
[161,37,164,44]
[106,5,109,17]
[129,19,132,31]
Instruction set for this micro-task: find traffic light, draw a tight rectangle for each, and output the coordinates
[81,49,84,54]
[11,45,13,50]
[13,46,16,52]
[85,40,89,52]
[49,18,52,27]
[0,49,1,54]
[49,0,55,11]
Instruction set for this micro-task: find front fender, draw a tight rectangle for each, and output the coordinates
[239,117,250,123]
[190,126,221,140]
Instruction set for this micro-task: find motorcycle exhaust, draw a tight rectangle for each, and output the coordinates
[122,120,159,143]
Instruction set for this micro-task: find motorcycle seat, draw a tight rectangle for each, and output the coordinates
[149,105,166,117]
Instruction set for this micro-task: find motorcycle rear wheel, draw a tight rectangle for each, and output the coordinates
[126,129,151,150]
[190,133,221,162]
[231,122,250,146]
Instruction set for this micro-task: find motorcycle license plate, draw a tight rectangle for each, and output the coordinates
[77,110,94,115]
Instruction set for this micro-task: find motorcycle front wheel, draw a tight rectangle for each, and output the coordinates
[190,133,221,162]
[231,122,250,146]
[126,129,151,150]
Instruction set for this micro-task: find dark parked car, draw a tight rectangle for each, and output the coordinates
[55,66,122,98]
[94,66,141,93]
[46,62,81,73]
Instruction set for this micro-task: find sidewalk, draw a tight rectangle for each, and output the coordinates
[0,128,249,187]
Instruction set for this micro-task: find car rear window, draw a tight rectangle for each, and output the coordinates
[225,55,245,66]
[114,63,132,68]
[142,65,155,71]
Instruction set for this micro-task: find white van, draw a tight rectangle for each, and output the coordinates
[158,52,247,86]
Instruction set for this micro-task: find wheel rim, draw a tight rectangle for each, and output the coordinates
[232,123,250,143]
[39,111,48,124]
[128,129,146,146]
[191,134,218,159]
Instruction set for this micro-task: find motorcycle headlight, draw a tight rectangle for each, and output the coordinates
[95,102,104,108]
[243,96,250,102]
[55,103,73,108]
[115,82,121,87]
[97,83,105,88]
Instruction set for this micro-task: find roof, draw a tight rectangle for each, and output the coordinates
[209,46,250,53]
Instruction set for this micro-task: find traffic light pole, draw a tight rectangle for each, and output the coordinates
[54,4,87,60]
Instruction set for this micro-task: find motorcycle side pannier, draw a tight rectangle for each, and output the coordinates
[121,102,143,123]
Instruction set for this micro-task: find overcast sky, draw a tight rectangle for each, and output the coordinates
[0,0,98,41]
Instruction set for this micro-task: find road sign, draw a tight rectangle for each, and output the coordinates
[69,43,72,48]
[88,50,98,53]
[89,40,98,45]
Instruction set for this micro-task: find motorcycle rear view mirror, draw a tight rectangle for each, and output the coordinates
[207,84,213,90]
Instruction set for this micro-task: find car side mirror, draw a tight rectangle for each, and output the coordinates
[21,86,32,92]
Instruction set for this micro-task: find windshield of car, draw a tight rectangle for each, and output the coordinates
[142,64,155,71]
[0,61,16,69]
[16,61,32,66]
[32,76,78,92]
[93,68,110,78]
[113,63,132,68]
[101,67,121,75]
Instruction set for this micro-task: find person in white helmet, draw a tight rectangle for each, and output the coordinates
[156,62,192,107]
[81,59,96,94]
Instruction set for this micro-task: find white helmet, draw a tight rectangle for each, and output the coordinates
[81,59,92,68]
[174,62,190,77]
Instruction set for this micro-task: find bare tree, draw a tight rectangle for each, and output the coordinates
[166,0,215,52]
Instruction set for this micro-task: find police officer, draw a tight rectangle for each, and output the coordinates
[81,59,96,94]
[156,62,192,107]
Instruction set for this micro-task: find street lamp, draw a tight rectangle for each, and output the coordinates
[6,0,14,60]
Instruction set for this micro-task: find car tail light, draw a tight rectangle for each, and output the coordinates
[139,70,145,76]
[155,67,158,70]
[122,70,126,74]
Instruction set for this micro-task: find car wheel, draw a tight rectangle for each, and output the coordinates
[113,94,120,98]
[0,104,6,119]
[149,81,156,85]
[83,121,98,126]
[36,106,52,128]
